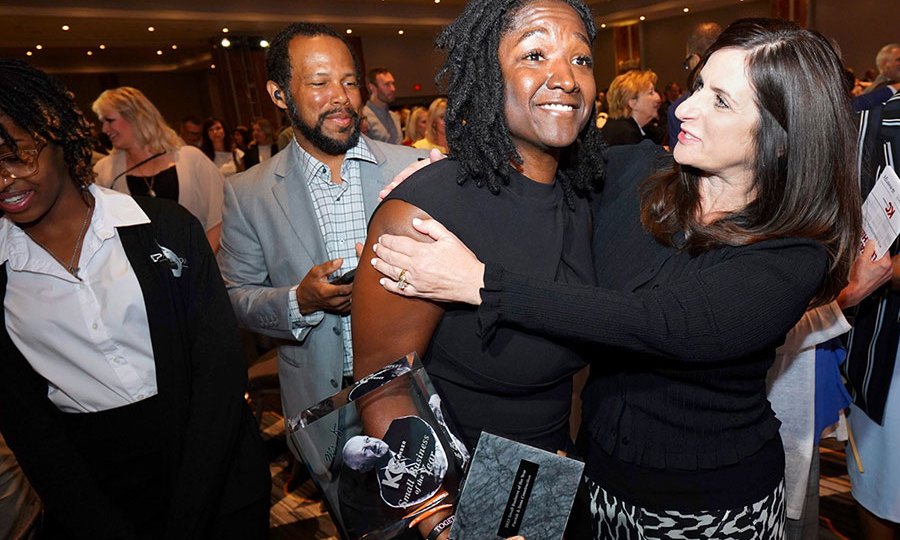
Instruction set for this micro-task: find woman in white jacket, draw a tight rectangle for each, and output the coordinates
[92,87,225,252]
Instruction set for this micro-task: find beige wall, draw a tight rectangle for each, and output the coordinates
[58,71,213,132]
[811,0,897,78]
[591,0,769,92]
[360,31,445,100]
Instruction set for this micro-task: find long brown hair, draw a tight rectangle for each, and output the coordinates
[640,18,861,307]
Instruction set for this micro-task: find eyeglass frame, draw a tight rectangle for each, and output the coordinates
[0,139,47,182]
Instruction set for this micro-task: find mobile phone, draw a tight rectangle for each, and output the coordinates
[330,268,357,285]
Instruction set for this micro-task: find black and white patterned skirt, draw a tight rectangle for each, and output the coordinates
[586,477,785,540]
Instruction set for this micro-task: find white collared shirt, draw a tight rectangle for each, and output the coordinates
[1,184,158,413]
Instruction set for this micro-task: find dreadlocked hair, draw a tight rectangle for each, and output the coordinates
[0,59,95,190]
[435,0,606,208]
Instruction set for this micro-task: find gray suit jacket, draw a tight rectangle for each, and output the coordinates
[363,103,403,145]
[217,137,427,423]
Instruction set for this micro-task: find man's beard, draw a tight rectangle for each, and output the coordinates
[286,93,361,156]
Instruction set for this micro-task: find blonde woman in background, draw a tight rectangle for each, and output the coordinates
[92,87,225,252]
[601,69,663,146]
[413,98,448,154]
[403,106,429,146]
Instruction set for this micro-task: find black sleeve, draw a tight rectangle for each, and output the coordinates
[159,209,256,538]
[477,239,828,362]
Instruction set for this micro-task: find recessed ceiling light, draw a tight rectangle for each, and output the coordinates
[148,26,155,32]
[87,51,93,56]
[222,27,229,33]
[639,15,646,21]
[61,25,70,31]
[35,44,43,50]
[210,64,216,69]
[398,30,405,35]
[99,44,106,50]
[26,51,33,56]
[221,38,231,48]
[156,49,163,55]
[434,0,440,3]
[600,23,607,28]
[683,7,690,12]
[171,44,178,50]
[259,39,270,48]
[346,29,353,34]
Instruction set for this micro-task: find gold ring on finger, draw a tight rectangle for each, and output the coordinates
[397,268,410,290]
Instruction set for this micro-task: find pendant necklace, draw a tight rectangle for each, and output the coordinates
[142,174,157,197]
[25,198,95,280]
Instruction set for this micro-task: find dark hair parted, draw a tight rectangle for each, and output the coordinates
[266,23,358,92]
[435,0,606,206]
[640,18,861,307]
[200,117,234,160]
[0,59,94,190]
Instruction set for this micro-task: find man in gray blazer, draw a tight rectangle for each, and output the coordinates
[362,67,403,144]
[217,23,426,459]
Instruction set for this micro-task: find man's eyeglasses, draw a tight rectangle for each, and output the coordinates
[0,140,46,182]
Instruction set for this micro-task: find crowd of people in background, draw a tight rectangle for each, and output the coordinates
[1,2,900,539]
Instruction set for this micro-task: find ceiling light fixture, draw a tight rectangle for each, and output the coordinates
[346,29,353,34]
[61,25,70,31]
[683,7,690,12]
[222,27,229,33]
[99,44,106,49]
[171,44,178,50]
[35,44,43,50]
[398,30,405,35]
[87,51,93,56]
[221,38,231,48]
[639,15,646,21]
[148,26,155,32]
[156,50,163,55]
[26,51,33,56]
[259,39,270,48]
[211,64,216,69]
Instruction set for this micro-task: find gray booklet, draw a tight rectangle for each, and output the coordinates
[450,432,584,540]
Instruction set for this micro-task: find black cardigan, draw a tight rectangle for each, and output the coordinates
[0,196,269,539]
[477,142,828,509]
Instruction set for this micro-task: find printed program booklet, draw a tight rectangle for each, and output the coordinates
[450,432,584,540]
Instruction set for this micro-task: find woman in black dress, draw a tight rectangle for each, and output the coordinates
[353,0,604,452]
[369,18,861,539]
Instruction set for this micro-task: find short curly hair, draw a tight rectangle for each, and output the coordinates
[0,59,95,190]
[607,69,659,119]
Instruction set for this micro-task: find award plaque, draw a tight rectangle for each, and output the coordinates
[450,432,584,540]
[287,353,469,540]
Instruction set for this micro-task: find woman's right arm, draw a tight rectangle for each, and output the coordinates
[353,200,445,382]
[351,199,449,538]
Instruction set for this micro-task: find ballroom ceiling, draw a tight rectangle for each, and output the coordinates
[0,0,749,73]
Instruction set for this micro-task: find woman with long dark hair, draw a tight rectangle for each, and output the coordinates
[201,117,244,177]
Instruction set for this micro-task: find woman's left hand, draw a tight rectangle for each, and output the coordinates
[371,217,485,305]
